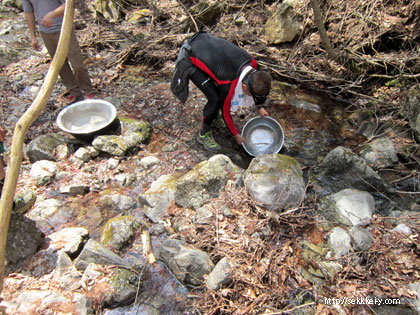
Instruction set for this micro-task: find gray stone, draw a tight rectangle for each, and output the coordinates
[349,226,374,251]
[403,87,420,141]
[311,146,390,196]
[30,160,58,186]
[393,223,412,235]
[206,257,232,290]
[100,194,136,211]
[139,155,160,169]
[194,205,214,225]
[360,137,398,167]
[244,154,305,211]
[74,147,91,162]
[28,198,74,233]
[6,212,42,266]
[74,239,130,271]
[157,239,213,286]
[141,175,177,223]
[321,189,375,226]
[328,227,351,257]
[60,184,90,195]
[47,227,89,255]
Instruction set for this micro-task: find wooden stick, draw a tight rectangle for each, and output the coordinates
[0,0,76,295]
[141,230,156,264]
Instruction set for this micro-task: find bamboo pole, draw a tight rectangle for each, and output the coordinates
[0,0,75,295]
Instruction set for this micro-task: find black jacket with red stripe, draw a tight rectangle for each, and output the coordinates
[171,32,258,136]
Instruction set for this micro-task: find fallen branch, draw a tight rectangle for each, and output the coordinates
[0,0,75,295]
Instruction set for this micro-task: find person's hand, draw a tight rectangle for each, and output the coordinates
[0,126,5,142]
[41,12,54,27]
[258,107,269,119]
[234,134,245,145]
[31,37,40,51]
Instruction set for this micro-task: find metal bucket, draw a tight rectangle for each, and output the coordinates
[56,99,119,141]
[241,116,284,156]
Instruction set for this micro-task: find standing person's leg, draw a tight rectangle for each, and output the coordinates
[67,29,94,95]
[190,68,222,152]
[40,31,83,99]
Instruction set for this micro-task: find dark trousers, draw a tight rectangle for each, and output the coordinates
[190,68,229,127]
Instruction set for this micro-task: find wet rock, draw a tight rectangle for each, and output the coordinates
[349,226,374,251]
[141,174,177,223]
[311,146,390,196]
[6,212,42,268]
[26,133,80,163]
[29,160,58,186]
[100,215,141,251]
[206,257,232,290]
[320,189,375,226]
[263,0,301,44]
[244,154,305,211]
[100,193,136,211]
[74,239,130,271]
[157,239,214,287]
[175,154,242,209]
[328,227,351,257]
[360,137,398,167]
[102,262,189,315]
[290,99,322,113]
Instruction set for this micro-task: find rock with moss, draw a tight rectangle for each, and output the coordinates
[175,154,242,209]
[100,216,141,251]
[140,174,177,223]
[92,135,130,156]
[263,0,301,44]
[244,154,305,211]
[26,133,82,163]
[105,268,139,307]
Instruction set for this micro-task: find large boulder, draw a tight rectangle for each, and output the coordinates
[310,146,390,196]
[244,154,305,211]
[175,155,242,209]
